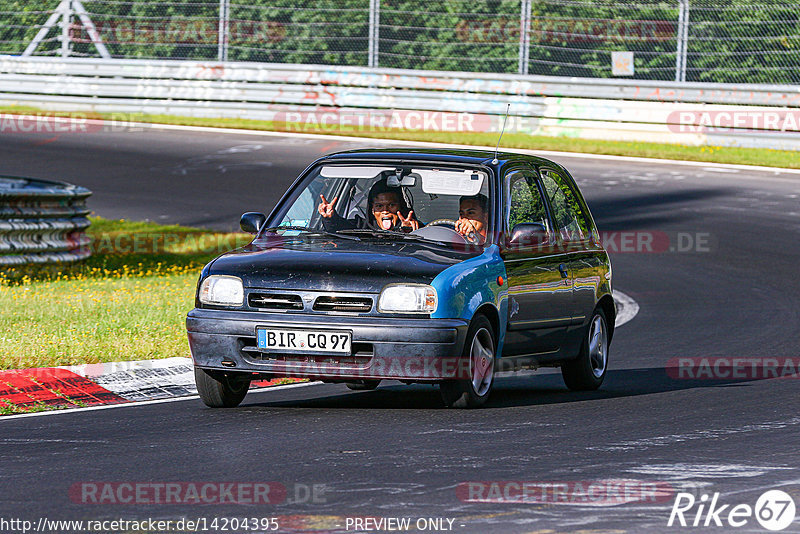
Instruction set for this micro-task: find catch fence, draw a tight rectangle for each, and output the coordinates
[1,0,798,85]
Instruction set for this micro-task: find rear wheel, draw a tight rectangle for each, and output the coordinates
[195,368,250,408]
[561,308,608,391]
[440,315,495,408]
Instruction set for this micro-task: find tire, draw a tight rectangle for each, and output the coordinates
[195,368,250,408]
[561,308,609,391]
[345,380,381,391]
[440,315,496,408]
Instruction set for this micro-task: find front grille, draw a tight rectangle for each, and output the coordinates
[248,292,303,310]
[313,296,373,313]
[245,353,373,367]
[240,339,374,368]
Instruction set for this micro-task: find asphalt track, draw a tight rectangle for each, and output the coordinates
[1,126,800,533]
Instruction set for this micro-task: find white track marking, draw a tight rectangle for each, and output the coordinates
[702,167,740,173]
[133,121,800,176]
[626,463,794,480]
[613,290,640,327]
[0,381,320,421]
[9,114,800,175]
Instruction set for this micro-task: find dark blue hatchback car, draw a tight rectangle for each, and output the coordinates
[187,148,614,408]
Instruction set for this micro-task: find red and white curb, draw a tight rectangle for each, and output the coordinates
[0,292,637,415]
[65,356,199,402]
[0,357,290,414]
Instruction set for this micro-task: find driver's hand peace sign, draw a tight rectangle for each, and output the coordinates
[317,194,338,218]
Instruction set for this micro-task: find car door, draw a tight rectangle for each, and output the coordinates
[501,167,572,359]
[538,167,605,355]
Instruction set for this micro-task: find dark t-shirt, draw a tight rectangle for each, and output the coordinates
[321,212,417,232]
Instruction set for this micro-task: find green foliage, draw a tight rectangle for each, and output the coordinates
[508,174,547,229]
[0,0,796,83]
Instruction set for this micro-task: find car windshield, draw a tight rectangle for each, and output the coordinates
[265,163,492,246]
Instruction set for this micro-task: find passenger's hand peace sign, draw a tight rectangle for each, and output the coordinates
[317,194,338,218]
[399,210,420,231]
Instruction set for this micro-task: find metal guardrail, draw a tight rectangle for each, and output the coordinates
[0,176,92,266]
[3,56,799,106]
[0,56,799,151]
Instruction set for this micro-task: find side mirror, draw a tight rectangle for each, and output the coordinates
[509,222,550,247]
[240,212,266,234]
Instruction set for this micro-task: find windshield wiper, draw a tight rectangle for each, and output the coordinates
[261,226,361,241]
[338,228,446,246]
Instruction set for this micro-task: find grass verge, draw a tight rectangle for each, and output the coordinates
[2,104,799,169]
[0,217,251,369]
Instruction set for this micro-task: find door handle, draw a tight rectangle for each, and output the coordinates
[558,263,569,279]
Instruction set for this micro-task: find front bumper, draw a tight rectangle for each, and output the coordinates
[186,309,470,381]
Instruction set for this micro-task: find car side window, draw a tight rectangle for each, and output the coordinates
[507,171,549,232]
[540,169,591,242]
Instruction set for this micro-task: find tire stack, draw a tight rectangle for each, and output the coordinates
[0,176,92,266]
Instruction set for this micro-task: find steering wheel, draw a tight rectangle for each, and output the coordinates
[419,218,481,245]
[426,218,457,229]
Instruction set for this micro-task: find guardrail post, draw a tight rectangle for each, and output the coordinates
[518,0,532,75]
[218,0,230,62]
[675,0,690,82]
[368,0,380,68]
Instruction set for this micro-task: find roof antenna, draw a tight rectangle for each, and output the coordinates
[492,103,511,165]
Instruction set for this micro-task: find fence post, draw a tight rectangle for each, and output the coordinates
[518,0,532,75]
[59,0,73,58]
[368,0,380,68]
[218,0,230,62]
[72,0,111,58]
[675,0,690,82]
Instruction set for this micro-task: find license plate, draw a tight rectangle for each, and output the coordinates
[256,328,351,354]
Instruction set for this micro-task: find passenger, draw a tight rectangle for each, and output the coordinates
[318,178,420,232]
[455,194,489,244]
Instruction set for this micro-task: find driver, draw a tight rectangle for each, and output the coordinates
[455,194,489,244]
[318,178,420,232]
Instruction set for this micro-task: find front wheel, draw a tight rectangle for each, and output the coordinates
[195,368,250,408]
[561,308,609,391]
[440,315,496,408]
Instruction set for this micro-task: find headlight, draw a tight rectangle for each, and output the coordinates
[199,275,244,306]
[378,284,437,314]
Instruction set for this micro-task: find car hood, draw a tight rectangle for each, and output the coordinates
[207,236,480,293]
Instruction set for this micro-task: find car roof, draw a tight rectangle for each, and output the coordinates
[315,147,557,170]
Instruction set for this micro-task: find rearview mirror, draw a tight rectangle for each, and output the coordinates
[240,212,266,234]
[509,223,550,247]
